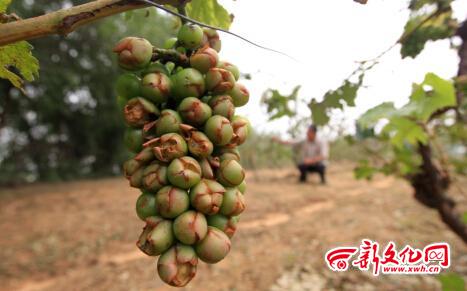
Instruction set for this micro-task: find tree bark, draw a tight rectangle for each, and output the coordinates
[410,20,467,243]
[0,0,185,46]
[411,143,467,243]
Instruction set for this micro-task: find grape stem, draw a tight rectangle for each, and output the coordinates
[152,47,190,66]
[177,4,188,25]
[138,0,299,62]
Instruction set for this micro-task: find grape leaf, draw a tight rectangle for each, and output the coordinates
[393,145,422,175]
[0,0,39,89]
[400,9,456,58]
[340,81,359,106]
[382,117,428,148]
[0,0,12,13]
[186,0,231,30]
[0,41,39,89]
[354,160,377,180]
[359,73,455,129]
[261,86,300,120]
[409,0,452,11]
[358,102,396,129]
[309,79,362,126]
[309,99,330,125]
[406,72,456,121]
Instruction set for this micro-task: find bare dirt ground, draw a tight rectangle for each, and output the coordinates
[0,163,466,291]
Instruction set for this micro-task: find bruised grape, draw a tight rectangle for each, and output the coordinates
[205,68,235,94]
[141,72,171,104]
[113,37,153,70]
[171,68,205,100]
[195,227,231,264]
[177,97,212,126]
[157,244,198,287]
[204,115,233,146]
[190,46,219,73]
[217,61,240,81]
[173,210,208,245]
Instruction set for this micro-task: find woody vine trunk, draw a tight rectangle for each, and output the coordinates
[409,20,467,243]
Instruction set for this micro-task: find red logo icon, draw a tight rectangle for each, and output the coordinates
[325,247,358,271]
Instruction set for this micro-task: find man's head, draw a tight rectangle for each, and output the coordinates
[307,125,317,141]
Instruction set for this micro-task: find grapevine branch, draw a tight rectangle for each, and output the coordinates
[0,0,185,46]
[176,3,188,25]
[407,19,467,243]
[412,143,467,243]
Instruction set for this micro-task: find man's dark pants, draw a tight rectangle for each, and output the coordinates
[297,162,326,184]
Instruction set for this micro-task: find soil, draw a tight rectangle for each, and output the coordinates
[0,163,466,291]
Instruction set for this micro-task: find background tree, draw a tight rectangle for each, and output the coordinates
[0,0,194,184]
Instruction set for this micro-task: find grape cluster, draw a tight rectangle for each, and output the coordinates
[113,23,250,287]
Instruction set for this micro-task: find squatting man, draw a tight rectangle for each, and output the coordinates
[273,125,329,184]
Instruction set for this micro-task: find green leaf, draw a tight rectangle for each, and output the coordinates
[309,78,362,126]
[393,145,422,175]
[361,73,456,127]
[261,86,300,120]
[354,160,377,180]
[0,41,40,89]
[438,273,465,291]
[400,9,456,58]
[382,117,428,148]
[186,0,231,30]
[309,99,330,125]
[358,102,397,129]
[409,0,453,11]
[340,81,359,106]
[322,80,360,108]
[0,0,12,13]
[406,72,456,121]
[462,212,467,224]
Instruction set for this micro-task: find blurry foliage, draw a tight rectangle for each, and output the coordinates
[185,0,231,30]
[309,77,362,126]
[401,0,457,58]
[438,273,465,291]
[354,159,378,180]
[262,76,362,129]
[261,85,309,139]
[0,0,12,12]
[409,0,451,10]
[0,1,178,185]
[0,1,39,89]
[261,86,300,120]
[354,73,460,179]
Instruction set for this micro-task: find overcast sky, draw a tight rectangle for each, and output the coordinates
[214,0,467,138]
